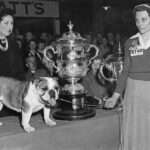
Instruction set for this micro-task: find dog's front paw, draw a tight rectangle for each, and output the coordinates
[45,118,56,126]
[23,126,35,132]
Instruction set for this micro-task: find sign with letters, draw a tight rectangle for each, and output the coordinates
[0,0,59,18]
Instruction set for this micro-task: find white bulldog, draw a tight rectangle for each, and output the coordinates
[0,77,59,132]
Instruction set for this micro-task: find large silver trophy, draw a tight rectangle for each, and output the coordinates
[43,21,99,120]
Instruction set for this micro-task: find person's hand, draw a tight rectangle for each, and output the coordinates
[104,93,120,109]
[94,96,102,104]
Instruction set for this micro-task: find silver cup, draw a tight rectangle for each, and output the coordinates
[43,21,99,120]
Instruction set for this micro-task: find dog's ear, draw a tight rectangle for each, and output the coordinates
[32,77,48,88]
[32,77,41,85]
[32,77,45,87]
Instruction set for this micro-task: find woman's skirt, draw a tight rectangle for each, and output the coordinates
[121,78,150,150]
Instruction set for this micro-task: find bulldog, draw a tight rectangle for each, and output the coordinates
[0,77,59,132]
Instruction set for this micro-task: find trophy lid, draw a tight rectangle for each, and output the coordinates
[56,21,88,46]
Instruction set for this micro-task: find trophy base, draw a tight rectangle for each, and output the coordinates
[53,108,95,121]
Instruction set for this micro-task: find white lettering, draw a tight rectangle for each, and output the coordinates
[130,49,143,56]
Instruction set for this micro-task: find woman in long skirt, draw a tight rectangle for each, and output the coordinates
[105,3,150,150]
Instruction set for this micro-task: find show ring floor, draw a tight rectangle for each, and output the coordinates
[0,109,121,150]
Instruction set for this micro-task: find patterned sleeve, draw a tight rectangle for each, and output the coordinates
[114,39,131,95]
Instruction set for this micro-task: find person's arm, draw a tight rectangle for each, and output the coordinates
[114,39,131,96]
[105,40,131,108]
[8,38,25,80]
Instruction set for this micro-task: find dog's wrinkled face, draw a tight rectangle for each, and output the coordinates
[33,77,59,106]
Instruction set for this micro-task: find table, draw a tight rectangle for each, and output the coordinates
[0,109,121,150]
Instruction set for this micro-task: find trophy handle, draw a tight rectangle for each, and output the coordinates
[86,44,99,66]
[43,45,57,69]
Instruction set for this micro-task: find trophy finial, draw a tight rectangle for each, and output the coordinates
[68,21,74,33]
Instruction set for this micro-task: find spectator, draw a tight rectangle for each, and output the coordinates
[98,37,111,58]
[39,31,49,46]
[84,32,94,44]
[107,32,115,54]
[82,57,108,104]
[93,32,103,47]
[25,55,50,81]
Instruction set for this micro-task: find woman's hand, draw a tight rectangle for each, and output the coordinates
[104,93,120,108]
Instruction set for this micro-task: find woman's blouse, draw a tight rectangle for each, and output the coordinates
[0,37,25,80]
[115,33,150,95]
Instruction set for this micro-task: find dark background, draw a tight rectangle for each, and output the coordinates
[15,0,150,37]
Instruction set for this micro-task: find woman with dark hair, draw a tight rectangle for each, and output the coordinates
[82,57,108,103]
[0,8,24,80]
[105,3,150,150]
[0,8,25,117]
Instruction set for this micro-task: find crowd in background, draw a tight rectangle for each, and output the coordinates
[11,29,128,104]
[9,31,127,94]
[13,29,128,80]
[83,31,127,58]
[12,30,61,81]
